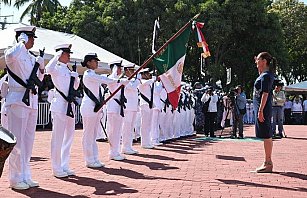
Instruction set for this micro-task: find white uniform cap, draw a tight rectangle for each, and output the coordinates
[109,60,123,67]
[123,63,135,68]
[54,44,73,53]
[139,68,150,73]
[14,26,37,38]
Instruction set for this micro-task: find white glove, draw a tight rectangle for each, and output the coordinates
[36,56,45,69]
[55,49,63,57]
[152,76,157,81]
[120,79,129,86]
[18,33,28,44]
[70,71,79,78]
[136,73,142,80]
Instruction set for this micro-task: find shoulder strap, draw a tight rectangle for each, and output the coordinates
[6,66,27,88]
[83,84,100,105]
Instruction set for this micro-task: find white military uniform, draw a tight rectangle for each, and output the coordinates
[151,80,163,145]
[5,38,44,187]
[81,69,115,166]
[138,74,155,148]
[0,74,9,128]
[45,48,80,177]
[106,64,128,160]
[121,70,141,154]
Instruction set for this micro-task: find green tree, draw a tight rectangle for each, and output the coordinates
[38,0,287,97]
[13,0,61,25]
[271,0,307,84]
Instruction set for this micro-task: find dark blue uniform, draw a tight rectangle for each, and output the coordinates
[253,71,274,139]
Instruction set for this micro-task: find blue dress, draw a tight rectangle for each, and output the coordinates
[253,71,274,139]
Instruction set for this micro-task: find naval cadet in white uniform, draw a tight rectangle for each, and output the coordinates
[4,26,44,190]
[45,44,80,178]
[151,76,163,146]
[106,61,129,161]
[138,68,155,149]
[121,63,140,155]
[80,53,117,168]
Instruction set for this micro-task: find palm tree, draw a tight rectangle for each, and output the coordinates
[0,0,12,4]
[14,0,61,25]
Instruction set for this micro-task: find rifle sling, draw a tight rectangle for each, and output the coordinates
[6,65,39,106]
[55,87,77,118]
[83,84,104,112]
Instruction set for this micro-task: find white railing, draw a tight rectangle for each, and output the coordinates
[37,102,51,128]
[0,101,83,127]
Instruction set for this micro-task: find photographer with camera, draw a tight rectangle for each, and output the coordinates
[232,85,247,139]
[201,87,218,137]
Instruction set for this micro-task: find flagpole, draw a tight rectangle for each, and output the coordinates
[94,14,200,112]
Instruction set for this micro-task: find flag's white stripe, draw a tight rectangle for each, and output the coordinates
[159,55,186,93]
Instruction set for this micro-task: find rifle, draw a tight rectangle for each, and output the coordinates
[66,61,80,117]
[22,48,45,106]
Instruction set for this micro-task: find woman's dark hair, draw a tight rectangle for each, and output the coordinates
[81,61,87,67]
[258,52,277,73]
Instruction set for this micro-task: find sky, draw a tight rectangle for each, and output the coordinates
[0,0,72,24]
[1,0,307,24]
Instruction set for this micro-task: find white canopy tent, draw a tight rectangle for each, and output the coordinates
[0,23,134,74]
[284,81,307,95]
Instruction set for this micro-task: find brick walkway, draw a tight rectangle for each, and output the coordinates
[0,125,307,198]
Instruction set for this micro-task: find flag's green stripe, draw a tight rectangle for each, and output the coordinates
[153,26,191,75]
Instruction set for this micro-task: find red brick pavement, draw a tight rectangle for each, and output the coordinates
[0,125,307,198]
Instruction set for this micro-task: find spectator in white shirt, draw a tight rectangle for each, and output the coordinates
[291,98,303,124]
[201,87,218,137]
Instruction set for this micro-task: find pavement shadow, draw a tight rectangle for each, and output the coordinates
[154,147,198,155]
[276,171,307,180]
[217,179,307,193]
[135,153,188,161]
[60,175,138,196]
[285,137,307,141]
[99,167,180,181]
[118,159,179,170]
[12,187,87,198]
[30,157,49,162]
[215,155,246,162]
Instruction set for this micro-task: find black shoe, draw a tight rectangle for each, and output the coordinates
[230,135,237,139]
[238,135,244,139]
[278,133,284,138]
[96,138,108,142]
[210,135,216,138]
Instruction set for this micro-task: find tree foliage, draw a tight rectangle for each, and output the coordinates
[38,0,295,97]
[270,0,307,84]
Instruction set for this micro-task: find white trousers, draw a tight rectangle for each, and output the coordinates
[151,109,160,144]
[96,107,107,139]
[134,111,141,139]
[82,113,102,164]
[158,111,167,141]
[7,104,37,185]
[51,112,75,173]
[106,113,123,157]
[121,110,137,151]
[140,105,153,147]
[173,111,181,138]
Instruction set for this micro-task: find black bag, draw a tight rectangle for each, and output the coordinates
[239,107,246,115]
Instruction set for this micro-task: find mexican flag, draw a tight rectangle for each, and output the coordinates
[153,26,191,109]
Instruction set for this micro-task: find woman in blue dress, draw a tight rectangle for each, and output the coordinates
[253,52,276,173]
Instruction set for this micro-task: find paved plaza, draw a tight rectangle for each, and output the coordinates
[0,125,306,198]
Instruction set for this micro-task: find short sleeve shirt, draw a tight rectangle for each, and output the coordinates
[253,71,274,113]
